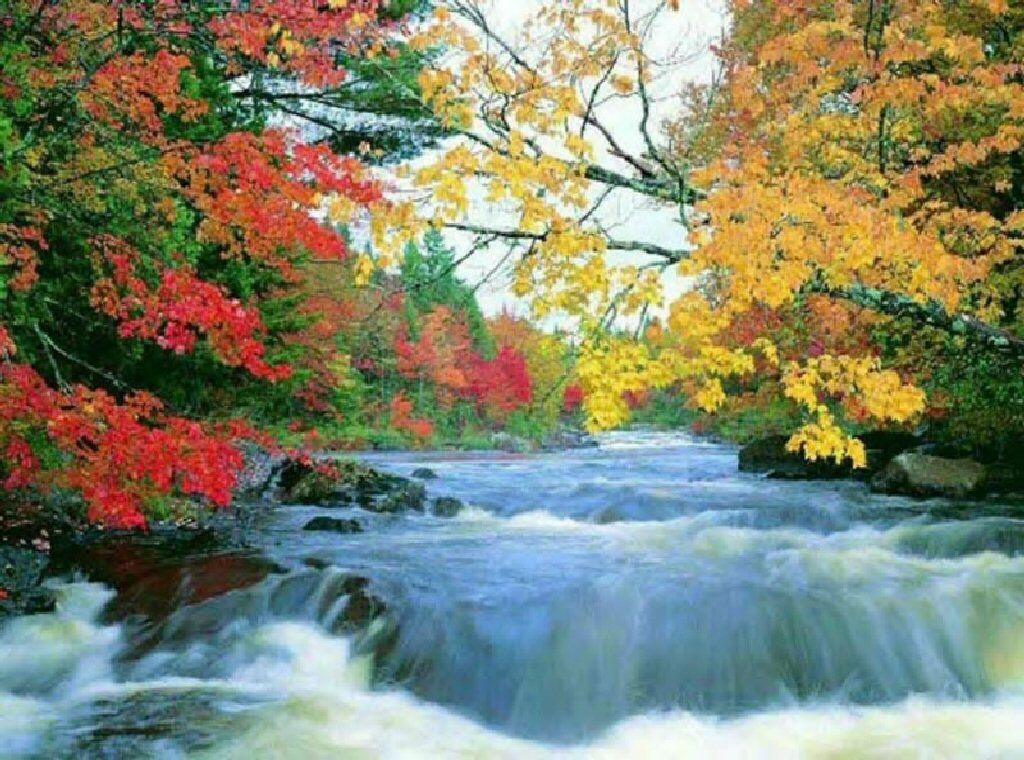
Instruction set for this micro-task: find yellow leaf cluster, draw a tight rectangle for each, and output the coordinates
[781,356,926,467]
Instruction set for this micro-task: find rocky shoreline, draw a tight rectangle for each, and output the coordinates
[738,432,1024,500]
[0,449,463,621]
[2,426,606,620]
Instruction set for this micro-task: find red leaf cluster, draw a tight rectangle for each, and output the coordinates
[209,0,382,87]
[395,307,534,420]
[0,224,47,292]
[0,362,250,528]
[168,130,380,273]
[0,0,394,527]
[465,346,533,420]
[563,384,585,413]
[89,236,290,381]
[82,50,207,141]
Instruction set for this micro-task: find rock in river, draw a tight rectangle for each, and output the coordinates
[303,517,363,534]
[738,435,851,479]
[870,453,987,498]
[432,497,465,518]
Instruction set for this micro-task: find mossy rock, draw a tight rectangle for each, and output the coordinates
[374,481,426,513]
[871,454,987,499]
[432,497,464,518]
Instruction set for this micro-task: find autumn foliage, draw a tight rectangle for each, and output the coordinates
[0,0,396,527]
[408,0,1024,464]
[9,0,1021,534]
[394,306,533,423]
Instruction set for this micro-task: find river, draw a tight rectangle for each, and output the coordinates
[3,431,1024,758]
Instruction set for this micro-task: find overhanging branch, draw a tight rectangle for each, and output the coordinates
[811,281,1024,358]
[445,222,691,262]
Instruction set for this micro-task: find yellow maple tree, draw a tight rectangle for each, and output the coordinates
[375,0,1024,464]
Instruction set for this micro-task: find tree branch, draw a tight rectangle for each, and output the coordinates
[811,281,1024,358]
[445,222,690,262]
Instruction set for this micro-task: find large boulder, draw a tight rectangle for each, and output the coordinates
[281,466,350,506]
[738,435,852,480]
[274,457,429,513]
[858,431,924,471]
[233,442,287,501]
[0,547,55,617]
[870,453,987,498]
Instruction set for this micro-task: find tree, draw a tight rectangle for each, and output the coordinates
[0,0,413,526]
[400,229,494,354]
[466,345,533,423]
[489,311,575,429]
[395,305,475,407]
[394,0,1024,465]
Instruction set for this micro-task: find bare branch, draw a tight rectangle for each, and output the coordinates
[446,222,690,262]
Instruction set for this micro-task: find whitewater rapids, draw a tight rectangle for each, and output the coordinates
[4,432,1024,758]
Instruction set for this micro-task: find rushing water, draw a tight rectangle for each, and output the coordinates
[4,431,1024,758]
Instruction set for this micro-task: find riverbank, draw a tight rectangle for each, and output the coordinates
[735,431,1024,501]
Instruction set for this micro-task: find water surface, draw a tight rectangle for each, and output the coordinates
[4,432,1024,758]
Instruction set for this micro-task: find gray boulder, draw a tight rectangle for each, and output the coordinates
[411,468,438,480]
[233,442,286,500]
[870,453,987,498]
[0,547,54,617]
[541,429,599,451]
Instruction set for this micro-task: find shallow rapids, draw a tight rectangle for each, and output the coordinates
[4,432,1024,758]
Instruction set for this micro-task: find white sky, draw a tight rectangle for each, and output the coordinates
[443,0,729,318]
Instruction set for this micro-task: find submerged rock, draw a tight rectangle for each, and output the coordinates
[332,575,388,632]
[411,468,438,480]
[432,497,464,518]
[591,506,627,524]
[871,453,987,498]
[72,538,283,627]
[303,517,363,534]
